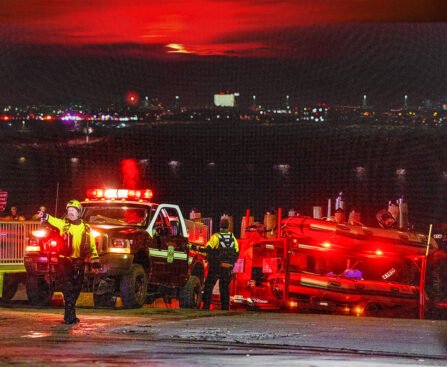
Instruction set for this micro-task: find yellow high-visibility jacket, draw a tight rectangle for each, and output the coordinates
[48,216,99,259]
[206,231,239,252]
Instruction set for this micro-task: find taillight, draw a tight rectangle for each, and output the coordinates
[288,300,298,308]
[354,306,364,316]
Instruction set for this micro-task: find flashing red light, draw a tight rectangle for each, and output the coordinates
[50,240,58,247]
[125,91,139,106]
[375,249,383,256]
[321,241,332,248]
[86,188,153,201]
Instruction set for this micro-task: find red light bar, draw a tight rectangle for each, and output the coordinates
[86,188,153,201]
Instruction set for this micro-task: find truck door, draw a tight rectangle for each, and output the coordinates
[148,205,189,287]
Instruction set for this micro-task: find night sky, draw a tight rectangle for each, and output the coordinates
[0,0,446,107]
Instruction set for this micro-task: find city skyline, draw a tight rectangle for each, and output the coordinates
[0,1,446,106]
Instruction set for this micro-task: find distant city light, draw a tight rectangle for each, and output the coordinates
[61,114,82,121]
[396,168,406,176]
[168,160,181,174]
[274,164,290,176]
[354,166,366,180]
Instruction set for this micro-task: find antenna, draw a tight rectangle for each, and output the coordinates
[54,182,59,217]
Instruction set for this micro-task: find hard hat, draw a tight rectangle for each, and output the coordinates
[66,199,82,212]
[220,218,230,229]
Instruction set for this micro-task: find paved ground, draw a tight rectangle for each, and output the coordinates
[0,304,446,366]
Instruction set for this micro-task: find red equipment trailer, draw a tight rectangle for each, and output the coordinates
[230,210,446,318]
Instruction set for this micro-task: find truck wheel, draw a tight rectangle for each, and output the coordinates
[94,293,116,308]
[93,277,117,308]
[120,264,147,309]
[179,275,202,309]
[1,273,20,301]
[26,275,53,306]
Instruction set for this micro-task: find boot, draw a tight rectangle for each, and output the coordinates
[64,303,80,325]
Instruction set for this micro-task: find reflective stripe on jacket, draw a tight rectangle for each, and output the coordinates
[206,231,239,252]
[48,215,99,259]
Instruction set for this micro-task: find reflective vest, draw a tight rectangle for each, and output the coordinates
[217,233,236,249]
[48,215,98,259]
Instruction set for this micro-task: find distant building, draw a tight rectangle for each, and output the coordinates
[213,92,239,108]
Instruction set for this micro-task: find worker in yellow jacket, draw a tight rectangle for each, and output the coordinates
[39,199,100,324]
[202,218,239,310]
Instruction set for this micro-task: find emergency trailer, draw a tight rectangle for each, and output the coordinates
[231,210,447,318]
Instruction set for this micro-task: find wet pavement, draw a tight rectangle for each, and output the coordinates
[0,305,446,366]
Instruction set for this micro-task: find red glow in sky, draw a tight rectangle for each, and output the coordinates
[1,0,442,58]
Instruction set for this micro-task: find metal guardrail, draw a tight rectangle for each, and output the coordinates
[0,218,212,264]
[0,221,40,265]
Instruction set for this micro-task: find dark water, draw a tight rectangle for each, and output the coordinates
[1,121,446,234]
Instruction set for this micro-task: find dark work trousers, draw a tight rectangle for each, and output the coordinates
[57,258,85,321]
[203,263,232,310]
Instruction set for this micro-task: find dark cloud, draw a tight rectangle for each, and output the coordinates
[0,8,446,107]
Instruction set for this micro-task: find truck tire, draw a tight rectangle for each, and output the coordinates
[179,275,202,309]
[119,264,147,309]
[93,277,117,308]
[1,273,20,301]
[94,293,116,308]
[26,275,53,306]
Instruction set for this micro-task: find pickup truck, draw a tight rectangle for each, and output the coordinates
[23,188,211,308]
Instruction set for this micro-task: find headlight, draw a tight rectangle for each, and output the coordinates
[108,238,131,254]
[32,229,49,238]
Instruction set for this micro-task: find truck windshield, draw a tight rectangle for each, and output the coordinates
[83,205,149,227]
